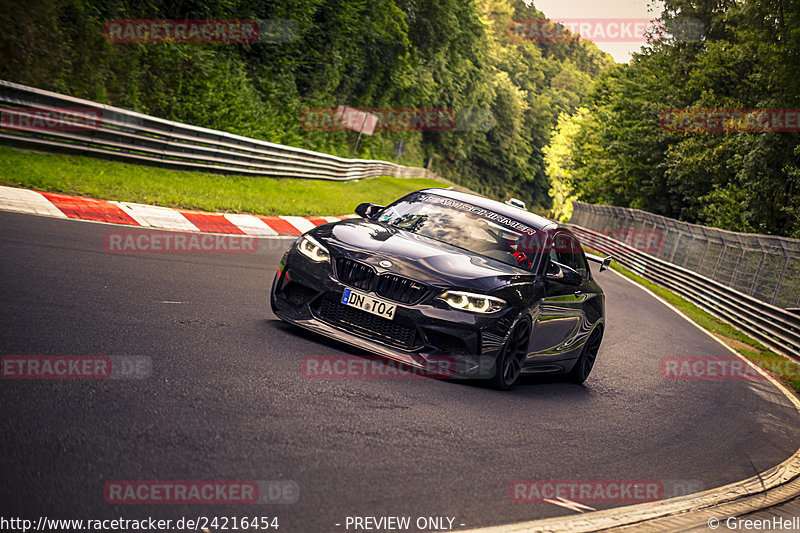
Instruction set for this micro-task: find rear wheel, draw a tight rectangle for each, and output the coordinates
[566,327,602,384]
[490,319,531,390]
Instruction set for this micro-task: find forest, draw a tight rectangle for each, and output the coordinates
[546,0,800,237]
[1,0,796,236]
[0,0,612,212]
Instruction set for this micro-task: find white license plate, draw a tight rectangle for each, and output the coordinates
[341,288,396,320]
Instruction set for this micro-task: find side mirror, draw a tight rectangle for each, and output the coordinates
[545,262,583,286]
[585,253,612,272]
[355,203,385,220]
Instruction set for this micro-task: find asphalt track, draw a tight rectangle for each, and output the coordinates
[2,210,800,532]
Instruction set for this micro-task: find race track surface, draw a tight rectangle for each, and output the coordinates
[2,211,800,531]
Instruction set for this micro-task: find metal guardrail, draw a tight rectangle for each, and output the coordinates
[0,79,438,181]
[571,224,800,361]
[570,201,800,309]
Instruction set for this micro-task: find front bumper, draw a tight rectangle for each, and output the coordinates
[270,250,517,379]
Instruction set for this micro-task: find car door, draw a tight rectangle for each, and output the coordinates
[527,230,591,361]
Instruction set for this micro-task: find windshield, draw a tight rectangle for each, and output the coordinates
[377,192,545,272]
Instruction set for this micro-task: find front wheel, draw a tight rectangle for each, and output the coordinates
[489,319,531,390]
[566,327,602,384]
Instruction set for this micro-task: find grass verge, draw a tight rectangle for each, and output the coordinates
[0,145,445,216]
[589,248,800,394]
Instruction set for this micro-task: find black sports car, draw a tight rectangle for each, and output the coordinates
[270,188,609,389]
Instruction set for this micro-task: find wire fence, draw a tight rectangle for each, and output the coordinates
[569,224,800,360]
[570,201,800,309]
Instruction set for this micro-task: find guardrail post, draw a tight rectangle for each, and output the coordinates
[698,236,711,273]
[712,243,726,279]
[731,247,747,290]
[772,256,790,306]
[668,231,682,263]
[749,252,767,297]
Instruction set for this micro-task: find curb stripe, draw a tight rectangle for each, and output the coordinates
[259,217,302,236]
[279,216,317,234]
[308,216,333,227]
[40,192,139,225]
[0,187,67,218]
[223,214,279,236]
[0,186,359,236]
[112,202,199,232]
[179,211,245,234]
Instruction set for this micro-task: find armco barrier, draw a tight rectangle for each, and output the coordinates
[570,224,800,361]
[0,79,437,181]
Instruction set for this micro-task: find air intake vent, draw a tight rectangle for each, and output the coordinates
[376,274,429,304]
[335,258,375,291]
[315,298,419,349]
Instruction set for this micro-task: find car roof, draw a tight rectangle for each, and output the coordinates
[417,188,559,232]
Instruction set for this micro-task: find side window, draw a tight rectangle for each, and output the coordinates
[571,241,589,279]
[550,233,589,279]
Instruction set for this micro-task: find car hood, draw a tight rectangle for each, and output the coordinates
[312,219,535,291]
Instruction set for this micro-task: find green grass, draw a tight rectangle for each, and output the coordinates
[587,248,800,394]
[0,145,445,216]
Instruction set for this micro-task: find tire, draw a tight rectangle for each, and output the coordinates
[490,319,531,390]
[566,327,603,384]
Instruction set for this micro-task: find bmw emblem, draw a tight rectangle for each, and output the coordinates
[379,260,392,268]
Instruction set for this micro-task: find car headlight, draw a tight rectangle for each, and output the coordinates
[438,290,506,313]
[297,235,330,262]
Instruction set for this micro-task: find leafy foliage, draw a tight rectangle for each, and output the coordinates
[0,0,613,211]
[546,0,800,237]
